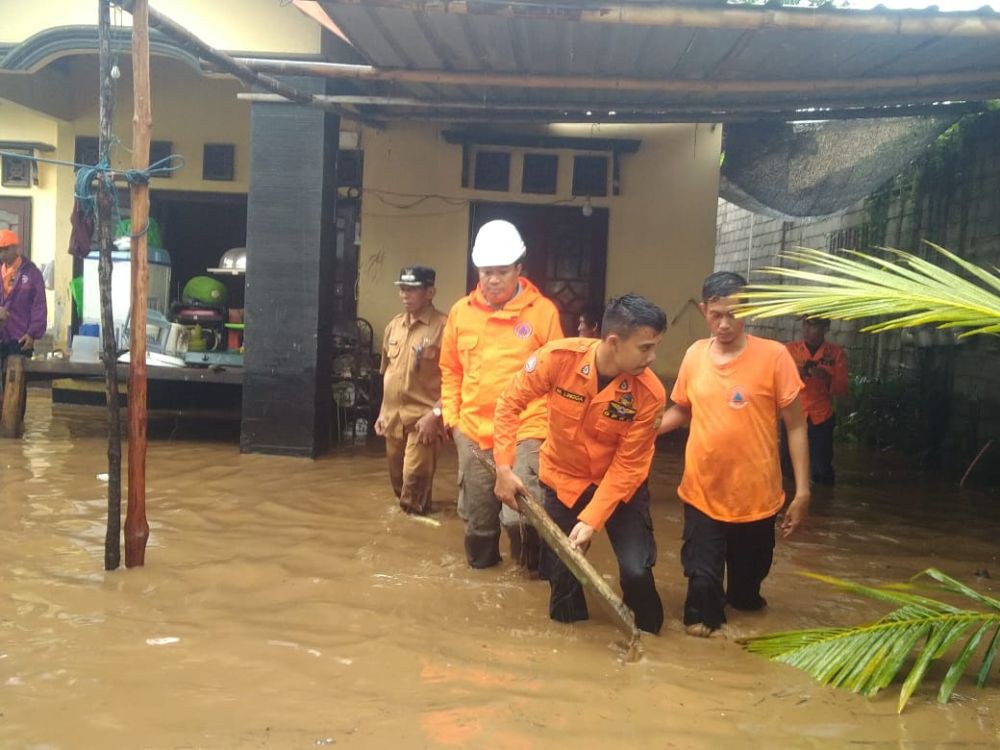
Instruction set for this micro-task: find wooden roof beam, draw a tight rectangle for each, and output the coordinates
[321,0,1000,38]
[112,0,380,126]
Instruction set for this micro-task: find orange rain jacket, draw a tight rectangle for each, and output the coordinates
[493,338,666,532]
[439,278,563,449]
[785,340,848,424]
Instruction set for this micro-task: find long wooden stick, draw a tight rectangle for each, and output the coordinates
[959,439,994,489]
[326,0,1000,38]
[470,447,641,657]
[125,0,150,568]
[97,0,123,572]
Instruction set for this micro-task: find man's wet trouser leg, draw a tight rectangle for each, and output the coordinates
[455,430,502,568]
[539,482,590,623]
[503,438,544,573]
[605,483,663,634]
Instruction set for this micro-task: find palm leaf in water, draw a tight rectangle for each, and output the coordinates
[741,568,1000,713]
[738,242,1000,336]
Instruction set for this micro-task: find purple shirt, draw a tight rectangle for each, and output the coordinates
[0,259,47,343]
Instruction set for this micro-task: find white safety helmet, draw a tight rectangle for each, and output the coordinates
[471,220,526,268]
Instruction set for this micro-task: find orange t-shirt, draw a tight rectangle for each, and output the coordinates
[671,335,803,522]
[1,255,23,297]
[785,340,848,424]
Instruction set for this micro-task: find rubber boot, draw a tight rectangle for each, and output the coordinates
[465,532,502,569]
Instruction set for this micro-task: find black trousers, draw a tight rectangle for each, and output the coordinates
[681,503,776,630]
[539,481,664,634]
[807,416,836,486]
[780,415,837,486]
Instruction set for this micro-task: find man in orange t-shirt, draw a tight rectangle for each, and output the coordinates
[658,272,810,637]
[494,294,667,633]
[785,317,848,485]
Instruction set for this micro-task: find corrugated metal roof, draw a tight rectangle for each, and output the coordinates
[314,1,1000,121]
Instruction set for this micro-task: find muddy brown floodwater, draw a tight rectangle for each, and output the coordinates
[2,392,999,749]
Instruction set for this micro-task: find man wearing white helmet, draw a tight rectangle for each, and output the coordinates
[440,219,564,569]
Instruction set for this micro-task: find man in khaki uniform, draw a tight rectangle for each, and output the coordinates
[374,266,448,514]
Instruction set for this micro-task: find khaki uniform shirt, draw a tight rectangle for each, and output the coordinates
[380,305,448,427]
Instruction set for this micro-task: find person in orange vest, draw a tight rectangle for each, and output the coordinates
[493,294,668,633]
[439,220,563,570]
[658,272,810,638]
[784,316,848,486]
[374,266,448,515]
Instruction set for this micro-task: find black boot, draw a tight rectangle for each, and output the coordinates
[465,533,502,569]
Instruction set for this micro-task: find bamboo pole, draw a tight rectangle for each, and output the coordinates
[236,58,1000,99]
[236,92,979,123]
[470,447,641,659]
[97,0,124,572]
[125,0,151,568]
[326,0,1000,38]
[111,0,375,125]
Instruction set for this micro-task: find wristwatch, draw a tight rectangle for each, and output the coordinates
[432,406,443,418]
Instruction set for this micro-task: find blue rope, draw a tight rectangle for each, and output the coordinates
[1,148,184,233]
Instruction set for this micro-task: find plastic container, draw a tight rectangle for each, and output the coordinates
[70,335,100,363]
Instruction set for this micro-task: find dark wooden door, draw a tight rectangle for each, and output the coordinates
[0,197,31,258]
[469,202,608,336]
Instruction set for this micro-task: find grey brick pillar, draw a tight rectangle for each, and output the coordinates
[241,81,338,456]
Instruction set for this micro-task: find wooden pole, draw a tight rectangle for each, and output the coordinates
[236,58,1000,99]
[97,0,124,572]
[325,0,1000,38]
[125,0,151,568]
[0,355,27,438]
[236,92,980,123]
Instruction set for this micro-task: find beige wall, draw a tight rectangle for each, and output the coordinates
[358,121,721,378]
[0,0,321,55]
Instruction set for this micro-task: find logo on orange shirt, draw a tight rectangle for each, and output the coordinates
[525,355,537,373]
[514,322,533,339]
[727,386,749,410]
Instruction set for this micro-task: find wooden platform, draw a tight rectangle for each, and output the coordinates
[23,358,244,385]
[0,356,243,438]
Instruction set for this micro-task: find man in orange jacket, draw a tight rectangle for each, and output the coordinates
[785,316,848,485]
[493,294,667,634]
[440,220,563,570]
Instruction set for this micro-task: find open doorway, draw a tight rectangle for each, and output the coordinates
[469,202,608,336]
[150,190,247,308]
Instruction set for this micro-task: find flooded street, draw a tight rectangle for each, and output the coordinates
[2,392,999,749]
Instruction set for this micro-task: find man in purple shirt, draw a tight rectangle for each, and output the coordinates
[0,230,47,363]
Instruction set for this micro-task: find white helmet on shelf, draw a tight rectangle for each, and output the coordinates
[471,220,526,268]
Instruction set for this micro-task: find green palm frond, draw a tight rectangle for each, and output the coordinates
[738,242,1000,336]
[741,568,1000,713]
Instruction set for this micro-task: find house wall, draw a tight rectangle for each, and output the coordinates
[0,0,322,55]
[358,121,722,379]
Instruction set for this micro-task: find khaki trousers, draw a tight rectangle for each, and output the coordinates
[385,418,441,514]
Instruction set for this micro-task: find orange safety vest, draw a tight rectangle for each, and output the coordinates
[785,339,848,424]
[494,338,666,532]
[439,277,563,449]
